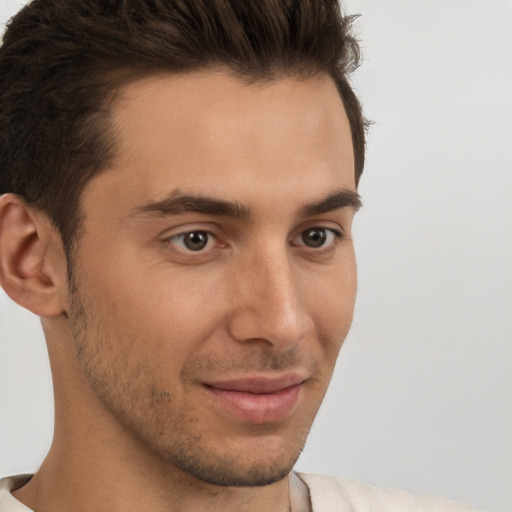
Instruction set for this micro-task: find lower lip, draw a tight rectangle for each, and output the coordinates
[204,383,303,424]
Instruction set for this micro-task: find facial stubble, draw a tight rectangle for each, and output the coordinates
[66,273,335,488]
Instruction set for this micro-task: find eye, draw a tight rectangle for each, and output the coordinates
[293,227,342,249]
[168,230,214,252]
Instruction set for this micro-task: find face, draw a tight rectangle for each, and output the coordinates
[66,70,358,487]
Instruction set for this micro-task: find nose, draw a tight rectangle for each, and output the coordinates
[226,247,312,352]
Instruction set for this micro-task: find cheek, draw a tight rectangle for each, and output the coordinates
[81,258,228,364]
[304,258,357,354]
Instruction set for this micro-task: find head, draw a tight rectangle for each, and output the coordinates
[0,0,365,257]
[0,0,365,489]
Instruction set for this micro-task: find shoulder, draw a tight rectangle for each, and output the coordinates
[297,473,481,512]
[0,475,33,511]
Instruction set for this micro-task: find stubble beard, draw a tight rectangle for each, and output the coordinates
[66,275,320,488]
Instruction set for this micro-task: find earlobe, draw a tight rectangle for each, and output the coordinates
[0,194,67,317]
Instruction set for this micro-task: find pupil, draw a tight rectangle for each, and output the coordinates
[303,228,326,248]
[184,231,208,251]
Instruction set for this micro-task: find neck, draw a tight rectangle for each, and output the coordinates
[13,425,298,512]
[14,320,312,512]
[12,343,298,512]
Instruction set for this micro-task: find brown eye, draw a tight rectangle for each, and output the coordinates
[301,228,328,248]
[169,231,213,251]
[182,231,209,251]
[292,227,342,251]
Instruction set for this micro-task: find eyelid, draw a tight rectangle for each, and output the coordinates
[159,220,224,240]
[290,225,344,250]
[160,223,226,255]
[168,230,215,251]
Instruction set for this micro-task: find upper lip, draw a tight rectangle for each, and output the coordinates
[204,373,307,394]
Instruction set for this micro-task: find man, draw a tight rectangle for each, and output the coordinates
[0,1,478,511]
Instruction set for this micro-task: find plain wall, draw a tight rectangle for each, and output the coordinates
[1,1,511,511]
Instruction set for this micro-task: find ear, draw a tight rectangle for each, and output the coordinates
[0,194,68,317]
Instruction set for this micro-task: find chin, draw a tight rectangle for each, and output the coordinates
[155,428,307,488]
[174,452,297,487]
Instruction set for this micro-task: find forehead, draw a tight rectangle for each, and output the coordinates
[85,70,355,215]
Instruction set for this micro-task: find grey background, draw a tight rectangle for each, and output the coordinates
[1,1,511,511]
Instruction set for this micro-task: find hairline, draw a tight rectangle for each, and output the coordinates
[54,65,359,287]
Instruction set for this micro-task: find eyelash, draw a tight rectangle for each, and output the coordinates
[164,226,344,255]
[166,230,220,253]
[291,227,344,251]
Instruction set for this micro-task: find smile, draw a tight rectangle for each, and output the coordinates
[203,374,306,424]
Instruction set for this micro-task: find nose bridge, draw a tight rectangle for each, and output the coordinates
[227,241,311,349]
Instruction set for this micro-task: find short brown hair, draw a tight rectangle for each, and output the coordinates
[0,0,365,254]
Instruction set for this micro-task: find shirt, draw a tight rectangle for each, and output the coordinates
[0,473,480,511]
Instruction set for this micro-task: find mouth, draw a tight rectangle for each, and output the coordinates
[202,374,306,424]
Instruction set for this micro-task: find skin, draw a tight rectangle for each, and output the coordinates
[0,70,358,512]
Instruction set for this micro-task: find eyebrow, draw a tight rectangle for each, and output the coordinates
[132,192,251,220]
[131,188,361,220]
[299,189,362,216]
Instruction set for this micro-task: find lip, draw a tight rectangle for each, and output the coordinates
[203,374,306,424]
